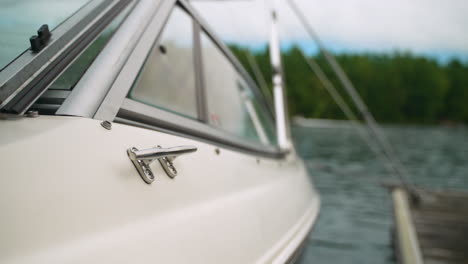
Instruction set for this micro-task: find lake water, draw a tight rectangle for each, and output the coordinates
[292,124,468,264]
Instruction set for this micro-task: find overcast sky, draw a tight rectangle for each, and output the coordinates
[192,0,468,62]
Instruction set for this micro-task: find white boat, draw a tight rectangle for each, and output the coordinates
[0,0,320,263]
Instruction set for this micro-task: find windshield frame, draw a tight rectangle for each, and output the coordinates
[0,0,134,114]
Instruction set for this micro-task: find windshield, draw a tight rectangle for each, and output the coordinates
[0,0,90,70]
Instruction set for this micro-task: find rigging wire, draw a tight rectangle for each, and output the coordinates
[244,51,274,108]
[191,0,409,180]
[272,0,395,175]
[286,0,414,189]
[222,0,277,112]
[296,48,397,175]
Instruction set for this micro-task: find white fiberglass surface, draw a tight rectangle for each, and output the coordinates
[0,0,90,70]
[0,116,319,263]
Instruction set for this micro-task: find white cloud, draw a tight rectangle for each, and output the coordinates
[192,0,468,58]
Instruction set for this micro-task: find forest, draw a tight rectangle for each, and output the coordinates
[230,45,468,124]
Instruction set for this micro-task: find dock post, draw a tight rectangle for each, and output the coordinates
[392,188,423,264]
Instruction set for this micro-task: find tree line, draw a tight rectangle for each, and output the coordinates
[230,45,468,124]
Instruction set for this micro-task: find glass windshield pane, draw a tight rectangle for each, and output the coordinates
[0,0,90,70]
[243,81,276,145]
[253,100,276,145]
[201,32,269,145]
[48,4,130,90]
[128,7,197,119]
[29,3,131,115]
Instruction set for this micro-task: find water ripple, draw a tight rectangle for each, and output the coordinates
[293,124,468,264]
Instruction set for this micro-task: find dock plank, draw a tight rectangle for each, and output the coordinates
[388,186,468,264]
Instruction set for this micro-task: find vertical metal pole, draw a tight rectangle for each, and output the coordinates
[268,0,291,150]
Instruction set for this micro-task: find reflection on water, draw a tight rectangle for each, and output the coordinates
[293,124,468,264]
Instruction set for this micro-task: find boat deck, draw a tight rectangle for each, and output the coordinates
[385,183,468,264]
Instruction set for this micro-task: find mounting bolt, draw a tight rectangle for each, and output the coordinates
[101,120,112,130]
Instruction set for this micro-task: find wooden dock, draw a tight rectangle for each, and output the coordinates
[385,183,468,264]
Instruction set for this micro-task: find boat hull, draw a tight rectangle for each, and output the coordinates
[0,116,319,263]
